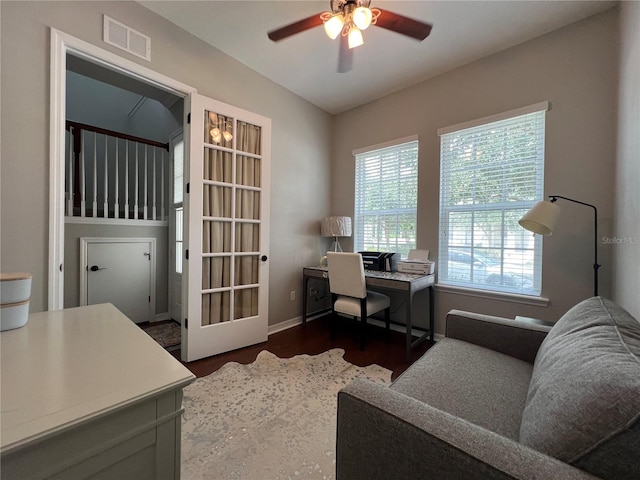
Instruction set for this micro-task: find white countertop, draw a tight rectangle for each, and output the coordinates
[1,304,195,453]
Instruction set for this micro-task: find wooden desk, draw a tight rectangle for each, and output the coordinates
[1,304,195,479]
[303,266,435,360]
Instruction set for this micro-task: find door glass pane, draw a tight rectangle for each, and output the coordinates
[203,185,232,217]
[175,207,183,274]
[202,256,231,289]
[173,139,184,204]
[236,189,260,220]
[235,223,259,252]
[234,256,258,286]
[202,291,230,325]
[236,121,261,155]
[236,155,261,187]
[204,149,232,182]
[205,112,233,148]
[202,221,231,253]
[234,287,259,319]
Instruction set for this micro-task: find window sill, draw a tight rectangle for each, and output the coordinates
[434,284,550,307]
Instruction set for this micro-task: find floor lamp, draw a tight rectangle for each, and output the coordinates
[519,195,600,297]
[321,216,352,252]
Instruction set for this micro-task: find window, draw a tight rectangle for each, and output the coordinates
[354,136,418,257]
[173,137,184,274]
[175,207,183,274]
[173,137,184,205]
[437,102,548,295]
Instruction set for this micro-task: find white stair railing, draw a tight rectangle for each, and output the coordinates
[65,121,169,221]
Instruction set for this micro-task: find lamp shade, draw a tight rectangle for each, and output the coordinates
[321,216,352,237]
[353,7,373,30]
[323,14,344,39]
[518,200,560,236]
[347,26,364,49]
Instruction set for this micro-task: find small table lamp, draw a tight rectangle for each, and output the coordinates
[321,216,352,252]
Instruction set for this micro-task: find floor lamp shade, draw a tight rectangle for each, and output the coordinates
[321,216,352,252]
[519,195,600,297]
[518,200,560,236]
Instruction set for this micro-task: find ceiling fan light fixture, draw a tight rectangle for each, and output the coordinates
[323,13,344,39]
[268,2,432,73]
[352,7,372,30]
[348,25,364,49]
[210,127,221,143]
[222,130,233,142]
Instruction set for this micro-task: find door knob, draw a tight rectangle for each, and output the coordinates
[261,255,268,262]
[89,265,106,272]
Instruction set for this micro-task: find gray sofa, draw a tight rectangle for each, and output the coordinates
[336,297,640,479]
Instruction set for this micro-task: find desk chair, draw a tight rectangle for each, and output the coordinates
[326,252,391,349]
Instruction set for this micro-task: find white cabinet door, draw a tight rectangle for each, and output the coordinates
[83,239,154,324]
[183,94,271,362]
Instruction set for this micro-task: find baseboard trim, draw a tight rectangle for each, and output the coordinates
[267,313,326,336]
[268,316,301,335]
[268,313,442,342]
[154,311,170,322]
[366,317,441,340]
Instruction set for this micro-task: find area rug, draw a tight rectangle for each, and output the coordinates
[141,321,181,350]
[181,349,392,480]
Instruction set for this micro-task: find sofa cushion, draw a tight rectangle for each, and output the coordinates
[391,337,534,440]
[519,297,640,480]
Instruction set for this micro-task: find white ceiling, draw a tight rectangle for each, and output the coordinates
[140,1,617,115]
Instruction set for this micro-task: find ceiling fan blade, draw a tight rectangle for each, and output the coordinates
[337,35,353,73]
[267,14,324,42]
[374,8,432,41]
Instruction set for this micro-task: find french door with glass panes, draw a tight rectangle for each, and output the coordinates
[183,94,271,362]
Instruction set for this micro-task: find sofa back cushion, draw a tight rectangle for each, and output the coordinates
[519,297,640,480]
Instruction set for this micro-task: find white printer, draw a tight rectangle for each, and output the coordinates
[397,249,435,275]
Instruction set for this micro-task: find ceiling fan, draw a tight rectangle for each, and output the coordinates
[267,0,432,73]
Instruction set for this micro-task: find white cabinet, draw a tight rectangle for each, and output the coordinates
[1,304,195,479]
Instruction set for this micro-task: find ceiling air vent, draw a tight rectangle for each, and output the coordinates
[103,15,150,61]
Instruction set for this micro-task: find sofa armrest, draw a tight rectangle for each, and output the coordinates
[445,310,551,364]
[337,378,598,480]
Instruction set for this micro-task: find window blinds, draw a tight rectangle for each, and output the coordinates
[438,104,547,295]
[354,139,418,257]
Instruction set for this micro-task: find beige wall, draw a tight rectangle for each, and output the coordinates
[613,1,640,320]
[0,1,332,326]
[331,8,621,333]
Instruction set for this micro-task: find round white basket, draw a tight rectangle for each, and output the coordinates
[1,272,32,304]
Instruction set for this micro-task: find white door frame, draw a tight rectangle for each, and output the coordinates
[79,237,157,321]
[49,27,196,311]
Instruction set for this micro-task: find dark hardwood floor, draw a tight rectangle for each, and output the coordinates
[172,314,434,381]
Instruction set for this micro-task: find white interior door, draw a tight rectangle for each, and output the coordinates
[183,94,271,362]
[82,238,155,324]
